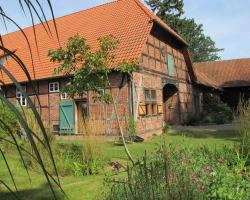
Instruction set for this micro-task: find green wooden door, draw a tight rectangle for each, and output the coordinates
[59,100,75,134]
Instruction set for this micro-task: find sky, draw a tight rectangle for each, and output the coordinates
[0,0,249,60]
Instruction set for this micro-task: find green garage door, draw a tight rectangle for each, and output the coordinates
[59,100,75,134]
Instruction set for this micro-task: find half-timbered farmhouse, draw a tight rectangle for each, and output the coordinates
[0,0,200,135]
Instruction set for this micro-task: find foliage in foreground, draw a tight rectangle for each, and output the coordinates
[0,101,18,138]
[237,100,250,165]
[0,1,64,198]
[105,145,250,200]
[7,109,105,177]
[22,140,105,177]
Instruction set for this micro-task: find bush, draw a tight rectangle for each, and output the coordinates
[17,108,105,176]
[163,122,171,134]
[203,93,233,124]
[0,101,18,138]
[201,115,214,124]
[0,102,19,153]
[186,114,202,126]
[23,139,105,176]
[105,145,250,200]
[185,94,233,126]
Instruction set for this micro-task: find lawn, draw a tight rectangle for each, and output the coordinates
[0,130,238,200]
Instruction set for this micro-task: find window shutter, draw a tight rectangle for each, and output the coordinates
[157,104,163,114]
[167,54,175,77]
[139,103,146,116]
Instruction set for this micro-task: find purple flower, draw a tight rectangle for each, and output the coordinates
[191,175,199,183]
[200,184,205,190]
[109,161,122,170]
[198,171,203,177]
[205,165,211,172]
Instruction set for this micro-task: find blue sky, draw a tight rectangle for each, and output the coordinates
[0,0,249,60]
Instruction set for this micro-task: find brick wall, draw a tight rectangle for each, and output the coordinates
[4,73,130,135]
[133,24,196,134]
[87,73,130,135]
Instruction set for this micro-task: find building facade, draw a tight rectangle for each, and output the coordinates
[0,0,200,135]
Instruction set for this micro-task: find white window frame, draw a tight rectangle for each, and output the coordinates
[16,86,27,107]
[60,92,68,100]
[49,82,59,93]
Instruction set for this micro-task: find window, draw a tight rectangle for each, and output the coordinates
[167,54,175,77]
[144,89,157,116]
[49,82,59,93]
[61,92,68,100]
[16,86,27,107]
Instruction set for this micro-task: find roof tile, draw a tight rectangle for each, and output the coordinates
[194,58,250,88]
[0,0,185,84]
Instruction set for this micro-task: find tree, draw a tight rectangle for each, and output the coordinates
[146,0,223,62]
[146,0,184,20]
[49,34,137,164]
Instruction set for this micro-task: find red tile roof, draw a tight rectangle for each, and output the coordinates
[194,58,250,88]
[0,0,186,84]
[193,67,222,90]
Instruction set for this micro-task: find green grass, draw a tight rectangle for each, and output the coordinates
[0,130,238,200]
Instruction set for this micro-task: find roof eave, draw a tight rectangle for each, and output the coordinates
[152,19,189,46]
[196,81,223,91]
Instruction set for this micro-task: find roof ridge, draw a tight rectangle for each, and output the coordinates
[195,57,250,65]
[132,0,154,20]
[124,0,188,45]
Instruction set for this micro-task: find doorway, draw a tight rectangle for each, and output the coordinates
[163,83,179,124]
[75,100,88,134]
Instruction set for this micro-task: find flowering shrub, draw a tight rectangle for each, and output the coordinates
[185,146,249,199]
[105,145,250,200]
